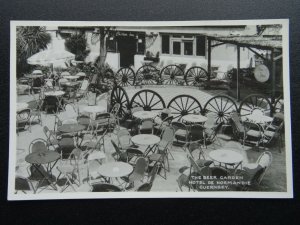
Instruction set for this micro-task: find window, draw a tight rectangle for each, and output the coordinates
[184,41,193,55]
[161,34,206,56]
[173,41,181,55]
[162,35,170,54]
[106,37,116,52]
[196,36,206,56]
[137,33,145,54]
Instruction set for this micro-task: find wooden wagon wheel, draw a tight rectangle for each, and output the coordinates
[184,66,208,86]
[115,67,136,86]
[136,65,160,85]
[160,64,184,85]
[239,94,272,117]
[130,89,165,111]
[203,95,238,124]
[167,95,202,121]
[274,95,284,113]
[110,86,130,119]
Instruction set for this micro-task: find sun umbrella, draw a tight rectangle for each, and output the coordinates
[27,49,75,66]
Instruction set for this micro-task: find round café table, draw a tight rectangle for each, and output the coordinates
[131,134,161,155]
[133,111,159,120]
[25,150,60,191]
[44,90,65,97]
[209,149,244,174]
[17,102,28,112]
[25,74,44,79]
[98,162,133,187]
[63,75,80,82]
[245,114,273,124]
[83,105,107,120]
[182,114,208,124]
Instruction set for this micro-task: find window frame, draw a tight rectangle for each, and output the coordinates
[161,34,206,57]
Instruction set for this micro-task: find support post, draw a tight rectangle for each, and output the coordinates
[237,45,241,101]
[207,38,211,81]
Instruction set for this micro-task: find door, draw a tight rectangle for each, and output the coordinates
[117,36,137,67]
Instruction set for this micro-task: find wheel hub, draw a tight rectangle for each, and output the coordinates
[218,111,224,117]
[144,74,153,80]
[144,105,151,111]
[181,110,188,116]
[122,76,128,83]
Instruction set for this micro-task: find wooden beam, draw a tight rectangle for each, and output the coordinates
[211,42,226,48]
[247,47,267,60]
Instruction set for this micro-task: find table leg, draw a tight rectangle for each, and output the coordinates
[32,164,58,192]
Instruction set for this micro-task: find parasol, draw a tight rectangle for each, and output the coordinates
[27,49,75,66]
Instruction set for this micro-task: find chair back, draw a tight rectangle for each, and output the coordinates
[161,126,175,142]
[92,183,122,192]
[15,176,32,192]
[139,118,154,134]
[133,157,148,177]
[230,111,245,133]
[137,183,152,192]
[257,151,272,169]
[17,109,31,121]
[204,112,217,129]
[117,129,132,148]
[189,124,205,142]
[28,138,48,153]
[77,114,91,127]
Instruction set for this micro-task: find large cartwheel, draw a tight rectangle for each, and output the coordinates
[160,64,185,85]
[239,94,273,117]
[129,89,166,111]
[184,66,208,86]
[110,86,130,120]
[115,67,136,86]
[167,95,202,121]
[203,95,238,124]
[135,65,160,85]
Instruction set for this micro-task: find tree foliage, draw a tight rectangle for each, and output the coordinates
[64,33,90,61]
[16,26,51,76]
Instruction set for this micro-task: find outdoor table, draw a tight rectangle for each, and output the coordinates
[44,90,65,97]
[25,150,60,191]
[63,75,80,82]
[133,111,159,120]
[182,114,208,124]
[25,74,44,79]
[17,102,28,112]
[209,149,244,174]
[98,162,133,187]
[131,134,161,156]
[245,114,273,124]
[83,105,107,120]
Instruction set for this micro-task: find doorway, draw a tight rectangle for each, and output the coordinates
[117,36,137,67]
